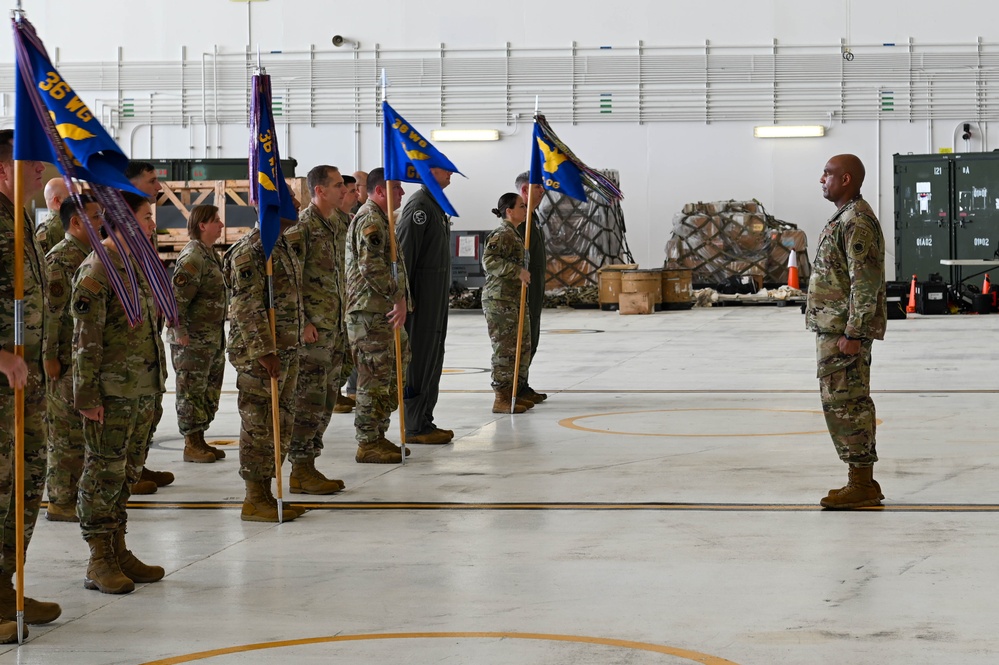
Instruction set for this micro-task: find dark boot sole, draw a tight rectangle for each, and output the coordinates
[289,485,343,495]
[820,497,883,509]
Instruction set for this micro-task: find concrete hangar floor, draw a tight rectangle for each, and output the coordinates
[6,305,997,665]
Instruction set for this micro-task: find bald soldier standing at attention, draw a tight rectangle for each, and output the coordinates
[35,177,69,256]
[806,154,887,510]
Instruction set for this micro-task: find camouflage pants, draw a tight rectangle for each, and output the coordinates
[0,371,47,567]
[235,349,299,482]
[290,329,345,463]
[816,333,877,466]
[143,392,164,467]
[347,311,410,445]
[337,322,353,386]
[45,372,84,507]
[171,340,225,436]
[79,394,156,539]
[483,299,532,390]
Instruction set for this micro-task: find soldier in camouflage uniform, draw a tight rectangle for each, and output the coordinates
[43,195,103,522]
[224,217,306,522]
[332,175,357,414]
[515,172,548,404]
[346,167,412,463]
[806,154,887,510]
[0,132,61,634]
[483,193,534,414]
[288,166,346,494]
[35,177,69,256]
[73,195,167,594]
[123,162,174,493]
[168,205,228,464]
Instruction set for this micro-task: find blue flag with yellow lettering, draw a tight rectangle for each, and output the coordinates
[528,114,623,204]
[529,122,587,202]
[12,21,142,195]
[249,73,297,259]
[382,101,461,217]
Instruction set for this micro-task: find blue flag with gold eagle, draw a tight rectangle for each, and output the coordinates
[12,22,142,195]
[249,73,297,259]
[528,114,623,204]
[529,122,587,202]
[382,101,461,217]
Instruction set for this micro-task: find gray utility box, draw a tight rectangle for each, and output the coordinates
[895,152,999,283]
[449,230,491,289]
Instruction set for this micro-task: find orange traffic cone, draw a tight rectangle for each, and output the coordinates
[983,273,991,295]
[787,251,800,290]
[906,274,917,314]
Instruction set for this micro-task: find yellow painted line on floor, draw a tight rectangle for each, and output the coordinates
[137,631,742,665]
[559,407,884,438]
[111,501,999,513]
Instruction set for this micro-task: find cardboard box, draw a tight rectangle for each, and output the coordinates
[619,292,654,315]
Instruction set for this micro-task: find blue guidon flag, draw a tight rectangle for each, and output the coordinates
[528,114,623,204]
[249,73,297,259]
[382,101,462,217]
[12,14,177,327]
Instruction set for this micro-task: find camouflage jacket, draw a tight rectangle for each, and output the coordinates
[805,197,887,340]
[0,193,47,385]
[296,202,342,332]
[35,210,63,257]
[332,209,350,319]
[482,220,526,303]
[167,239,227,345]
[345,199,410,315]
[72,247,167,409]
[223,226,305,366]
[43,233,90,369]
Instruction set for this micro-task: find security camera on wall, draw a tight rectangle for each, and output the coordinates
[332,35,357,48]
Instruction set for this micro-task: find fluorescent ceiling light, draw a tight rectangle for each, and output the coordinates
[430,129,500,142]
[753,125,826,138]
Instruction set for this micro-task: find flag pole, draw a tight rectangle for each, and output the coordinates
[12,159,26,644]
[266,258,284,522]
[381,70,407,461]
[511,97,540,414]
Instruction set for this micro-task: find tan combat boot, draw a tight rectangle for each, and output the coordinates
[199,431,226,460]
[113,530,164,583]
[820,465,883,509]
[522,386,548,403]
[406,429,453,444]
[0,554,61,624]
[84,535,135,594]
[241,480,299,522]
[515,396,535,410]
[129,479,158,495]
[0,619,24,644]
[492,388,527,414]
[141,466,175,487]
[182,433,215,463]
[332,388,354,414]
[355,439,409,464]
[290,459,344,495]
[262,483,305,518]
[45,501,79,522]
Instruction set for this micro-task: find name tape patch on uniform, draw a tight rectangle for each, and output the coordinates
[413,210,428,225]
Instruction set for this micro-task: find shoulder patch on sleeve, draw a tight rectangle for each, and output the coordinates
[234,253,252,267]
[182,261,199,276]
[413,210,428,225]
[78,275,103,296]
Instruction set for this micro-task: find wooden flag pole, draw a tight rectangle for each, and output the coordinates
[12,161,26,644]
[510,185,536,414]
[265,258,284,522]
[385,185,407,462]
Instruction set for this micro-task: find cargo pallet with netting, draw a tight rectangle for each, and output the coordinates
[538,170,634,293]
[665,199,811,291]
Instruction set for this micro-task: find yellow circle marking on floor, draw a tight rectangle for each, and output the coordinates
[560,408,883,438]
[137,631,742,665]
